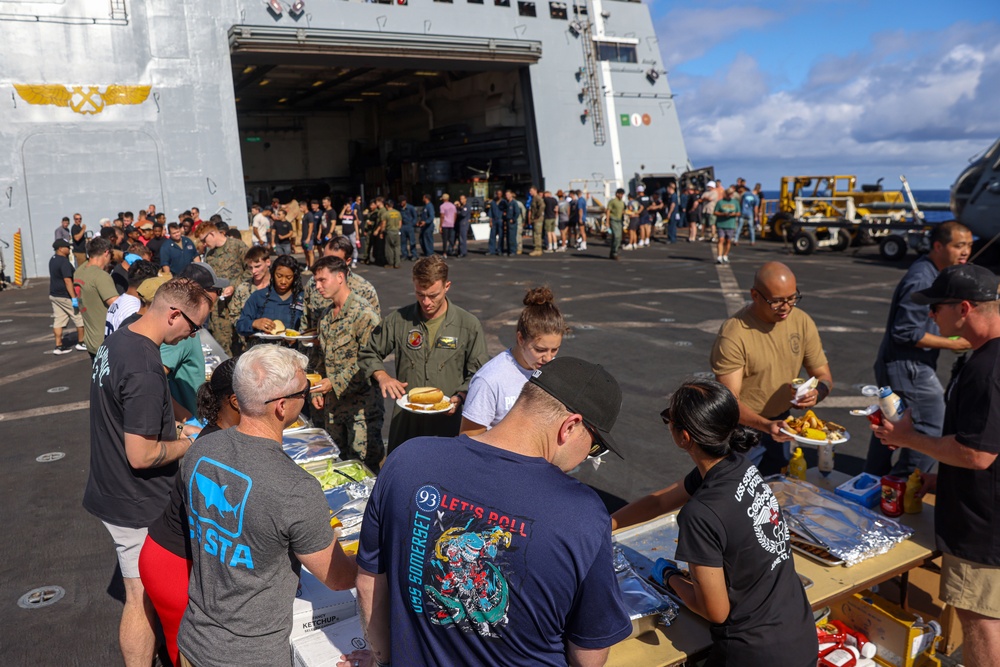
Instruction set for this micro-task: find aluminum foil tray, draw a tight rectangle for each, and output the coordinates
[282,428,340,464]
[612,513,688,584]
[613,547,679,637]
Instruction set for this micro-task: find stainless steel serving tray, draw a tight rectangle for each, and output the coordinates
[612,513,687,584]
[615,514,821,592]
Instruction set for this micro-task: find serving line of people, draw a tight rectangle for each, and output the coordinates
[77,221,1000,667]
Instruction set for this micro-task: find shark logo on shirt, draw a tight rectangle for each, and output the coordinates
[188,457,253,539]
[195,472,243,517]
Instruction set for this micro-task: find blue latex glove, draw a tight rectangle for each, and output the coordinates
[71,298,79,308]
[651,558,684,588]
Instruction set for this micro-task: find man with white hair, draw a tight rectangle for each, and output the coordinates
[177,344,357,667]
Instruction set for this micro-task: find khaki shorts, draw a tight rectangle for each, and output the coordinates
[102,521,148,579]
[940,552,1000,619]
[544,218,556,233]
[50,295,83,329]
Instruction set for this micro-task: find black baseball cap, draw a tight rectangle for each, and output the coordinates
[180,262,230,292]
[912,264,1000,306]
[528,356,623,458]
[53,239,71,250]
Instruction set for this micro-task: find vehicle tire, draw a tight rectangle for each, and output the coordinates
[792,231,818,255]
[879,234,907,261]
[855,228,876,246]
[831,228,852,252]
[769,213,793,240]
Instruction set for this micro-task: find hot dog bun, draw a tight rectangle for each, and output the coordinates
[408,387,444,404]
[271,320,286,334]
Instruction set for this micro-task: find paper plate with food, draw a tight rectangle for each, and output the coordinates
[781,410,850,445]
[397,387,453,414]
[253,321,317,341]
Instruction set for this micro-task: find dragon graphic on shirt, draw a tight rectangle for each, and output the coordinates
[426,519,513,638]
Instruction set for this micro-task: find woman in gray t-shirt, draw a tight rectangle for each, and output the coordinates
[460,287,567,434]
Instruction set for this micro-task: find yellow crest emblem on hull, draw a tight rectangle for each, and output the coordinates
[14,84,151,115]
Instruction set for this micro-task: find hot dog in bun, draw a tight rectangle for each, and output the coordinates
[408,387,444,404]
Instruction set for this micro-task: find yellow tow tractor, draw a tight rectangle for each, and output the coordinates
[762,175,910,254]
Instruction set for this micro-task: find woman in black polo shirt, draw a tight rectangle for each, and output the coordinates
[612,379,816,667]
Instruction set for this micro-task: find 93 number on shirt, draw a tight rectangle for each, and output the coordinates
[415,485,441,513]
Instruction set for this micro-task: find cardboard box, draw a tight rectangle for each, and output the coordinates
[829,591,937,667]
[291,616,367,667]
[290,567,358,641]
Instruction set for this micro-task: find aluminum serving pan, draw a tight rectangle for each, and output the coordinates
[612,513,687,582]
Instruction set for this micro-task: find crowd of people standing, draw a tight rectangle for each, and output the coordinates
[42,179,1000,667]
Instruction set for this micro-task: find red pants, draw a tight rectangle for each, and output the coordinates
[138,535,191,667]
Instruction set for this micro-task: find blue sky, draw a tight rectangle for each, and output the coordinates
[648,0,1000,188]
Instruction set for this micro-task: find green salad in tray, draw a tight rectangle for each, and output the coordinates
[311,460,374,491]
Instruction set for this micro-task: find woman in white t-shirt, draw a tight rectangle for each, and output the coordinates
[460,286,567,435]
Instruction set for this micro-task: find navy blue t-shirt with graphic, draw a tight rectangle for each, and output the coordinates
[357,435,631,666]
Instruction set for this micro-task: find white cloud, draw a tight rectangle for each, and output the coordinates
[653,6,783,67]
[671,22,1000,188]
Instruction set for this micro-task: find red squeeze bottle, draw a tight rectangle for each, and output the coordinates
[830,621,877,659]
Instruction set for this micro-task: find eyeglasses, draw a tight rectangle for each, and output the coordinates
[170,307,202,336]
[582,422,608,458]
[265,383,310,404]
[754,289,802,310]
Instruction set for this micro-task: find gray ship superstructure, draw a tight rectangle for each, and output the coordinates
[1,0,689,277]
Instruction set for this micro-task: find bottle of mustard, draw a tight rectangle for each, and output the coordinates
[904,470,923,514]
[788,447,807,481]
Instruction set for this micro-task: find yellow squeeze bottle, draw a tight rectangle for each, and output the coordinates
[904,470,923,514]
[788,447,807,480]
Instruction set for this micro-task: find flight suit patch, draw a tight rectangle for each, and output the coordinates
[407,329,423,349]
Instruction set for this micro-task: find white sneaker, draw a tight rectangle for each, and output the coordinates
[556,246,566,252]
[579,242,587,250]
[53,347,71,355]
[723,255,730,263]
[74,343,87,351]
[716,256,724,264]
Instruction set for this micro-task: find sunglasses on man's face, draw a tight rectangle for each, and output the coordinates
[582,422,608,458]
[265,383,310,404]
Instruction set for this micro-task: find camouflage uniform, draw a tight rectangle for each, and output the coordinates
[317,290,384,470]
[227,279,263,355]
[205,236,249,355]
[303,272,380,328]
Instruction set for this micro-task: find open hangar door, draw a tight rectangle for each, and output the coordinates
[230,26,543,208]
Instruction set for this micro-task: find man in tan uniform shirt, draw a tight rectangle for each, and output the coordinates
[711,261,834,474]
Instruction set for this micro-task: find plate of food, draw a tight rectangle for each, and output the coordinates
[781,410,850,445]
[396,387,453,414]
[253,321,317,341]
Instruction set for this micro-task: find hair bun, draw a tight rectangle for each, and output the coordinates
[523,286,555,307]
[728,427,759,454]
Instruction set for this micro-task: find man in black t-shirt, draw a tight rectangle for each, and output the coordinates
[270,209,294,255]
[146,223,166,265]
[70,212,88,266]
[83,278,212,667]
[48,239,85,354]
[874,264,1000,667]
